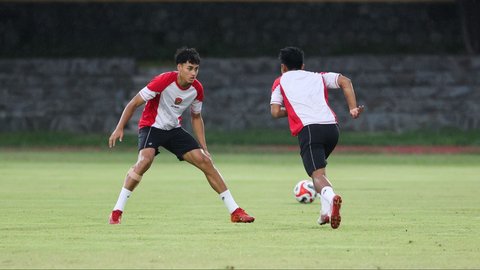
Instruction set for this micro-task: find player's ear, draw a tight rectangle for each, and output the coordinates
[301,64,305,70]
[281,64,288,74]
[177,63,183,71]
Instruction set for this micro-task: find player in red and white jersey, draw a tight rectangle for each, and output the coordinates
[271,47,364,229]
[108,47,254,224]
[138,70,204,131]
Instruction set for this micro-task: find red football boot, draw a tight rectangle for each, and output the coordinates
[231,208,255,223]
[109,210,123,225]
[330,195,342,229]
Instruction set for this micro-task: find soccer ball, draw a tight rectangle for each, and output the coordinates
[293,180,317,203]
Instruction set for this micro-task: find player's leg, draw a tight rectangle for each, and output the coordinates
[109,148,156,224]
[166,128,254,223]
[299,124,341,228]
[311,168,342,228]
[299,124,333,195]
[109,127,159,224]
[182,149,255,223]
[320,124,342,229]
[183,149,228,193]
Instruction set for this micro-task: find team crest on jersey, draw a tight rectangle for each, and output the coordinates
[174,97,183,105]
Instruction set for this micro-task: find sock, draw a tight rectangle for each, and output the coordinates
[113,187,132,211]
[219,190,239,214]
[320,195,330,215]
[320,186,336,205]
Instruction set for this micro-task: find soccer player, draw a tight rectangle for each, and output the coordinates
[108,47,254,224]
[270,47,364,229]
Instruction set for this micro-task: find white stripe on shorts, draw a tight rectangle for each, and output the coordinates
[143,127,153,149]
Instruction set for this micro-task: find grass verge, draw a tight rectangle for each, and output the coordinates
[0,128,479,148]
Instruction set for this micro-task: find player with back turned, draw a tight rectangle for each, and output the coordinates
[108,47,255,224]
[270,47,364,229]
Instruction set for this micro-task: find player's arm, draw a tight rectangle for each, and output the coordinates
[191,112,210,157]
[271,104,288,118]
[270,79,286,119]
[109,93,146,148]
[337,75,364,119]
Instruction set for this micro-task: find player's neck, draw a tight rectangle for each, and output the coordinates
[176,76,192,89]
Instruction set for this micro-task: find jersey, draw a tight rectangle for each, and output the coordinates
[138,71,204,130]
[270,70,340,136]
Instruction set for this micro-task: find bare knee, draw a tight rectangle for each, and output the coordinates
[189,152,214,171]
[136,157,153,173]
[198,155,215,170]
[135,150,155,174]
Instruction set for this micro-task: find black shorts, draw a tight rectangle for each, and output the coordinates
[138,126,201,161]
[298,124,339,176]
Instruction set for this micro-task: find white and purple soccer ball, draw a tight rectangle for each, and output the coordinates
[293,180,317,204]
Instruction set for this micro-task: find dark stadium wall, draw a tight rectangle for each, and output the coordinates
[0,1,465,59]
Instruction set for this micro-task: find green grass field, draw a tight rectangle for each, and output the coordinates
[1,150,479,269]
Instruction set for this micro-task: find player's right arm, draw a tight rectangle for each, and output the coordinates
[270,77,287,118]
[109,93,146,148]
[337,75,364,119]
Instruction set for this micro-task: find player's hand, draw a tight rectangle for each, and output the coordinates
[109,129,124,148]
[350,105,365,119]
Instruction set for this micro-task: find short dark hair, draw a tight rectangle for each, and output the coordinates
[175,47,201,65]
[279,47,304,70]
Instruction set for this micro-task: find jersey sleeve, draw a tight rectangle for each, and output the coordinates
[191,80,204,114]
[139,72,177,101]
[139,86,157,101]
[320,72,341,89]
[270,77,283,105]
[191,99,203,114]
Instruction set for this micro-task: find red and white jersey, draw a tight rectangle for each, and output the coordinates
[270,70,340,136]
[138,71,204,130]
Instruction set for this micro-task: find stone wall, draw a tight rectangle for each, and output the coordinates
[0,59,135,132]
[1,56,479,134]
[136,55,480,133]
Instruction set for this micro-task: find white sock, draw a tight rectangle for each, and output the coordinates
[219,190,239,214]
[320,194,330,216]
[113,187,132,211]
[320,186,336,205]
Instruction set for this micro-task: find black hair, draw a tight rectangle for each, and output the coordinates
[175,47,201,65]
[279,47,304,70]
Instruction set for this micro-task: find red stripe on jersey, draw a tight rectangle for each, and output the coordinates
[147,71,178,92]
[192,80,204,101]
[139,72,178,128]
[280,85,304,136]
[139,71,204,129]
[271,77,281,92]
[139,95,161,128]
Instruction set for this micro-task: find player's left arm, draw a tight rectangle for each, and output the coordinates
[337,75,364,119]
[271,104,288,118]
[191,112,211,157]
